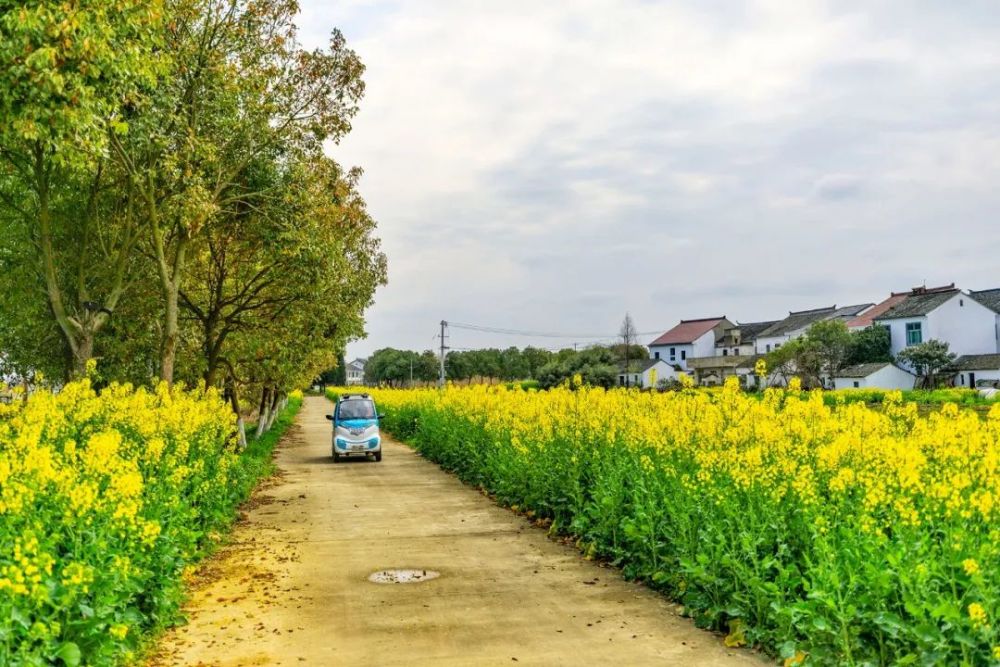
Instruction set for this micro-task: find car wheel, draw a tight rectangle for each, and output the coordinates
[332,451,341,463]
[373,451,382,462]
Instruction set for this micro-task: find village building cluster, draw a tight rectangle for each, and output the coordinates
[626,284,1000,391]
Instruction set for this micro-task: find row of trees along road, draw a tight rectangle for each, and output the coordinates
[0,1,387,437]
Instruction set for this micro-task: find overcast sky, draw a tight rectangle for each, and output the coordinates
[297,0,1000,358]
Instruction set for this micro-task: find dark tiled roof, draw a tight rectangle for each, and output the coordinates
[949,354,1000,372]
[650,317,727,345]
[835,362,895,378]
[877,289,959,319]
[970,288,1000,314]
[831,303,874,319]
[759,306,836,337]
[735,320,779,340]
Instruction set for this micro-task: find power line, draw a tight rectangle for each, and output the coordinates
[447,320,664,340]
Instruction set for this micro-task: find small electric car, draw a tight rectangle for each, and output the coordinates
[326,393,382,462]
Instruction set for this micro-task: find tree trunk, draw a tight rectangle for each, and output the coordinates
[72,332,95,378]
[160,278,181,384]
[226,376,247,450]
[147,175,189,385]
[265,388,281,431]
[255,386,271,438]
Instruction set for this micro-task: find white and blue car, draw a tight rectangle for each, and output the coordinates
[327,393,382,462]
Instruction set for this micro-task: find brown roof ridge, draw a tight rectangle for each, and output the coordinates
[907,283,957,295]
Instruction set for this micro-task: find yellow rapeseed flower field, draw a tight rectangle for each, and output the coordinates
[0,378,291,666]
[362,379,1000,665]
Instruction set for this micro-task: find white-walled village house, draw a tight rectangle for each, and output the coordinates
[346,358,367,385]
[648,317,733,371]
[875,285,998,361]
[617,358,678,389]
[970,288,1000,352]
[950,354,1000,389]
[832,362,916,391]
[753,304,871,355]
[646,282,1000,391]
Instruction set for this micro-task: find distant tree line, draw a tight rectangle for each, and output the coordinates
[361,343,648,388]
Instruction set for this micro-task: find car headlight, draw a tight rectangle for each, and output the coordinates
[336,438,347,446]
[368,437,380,448]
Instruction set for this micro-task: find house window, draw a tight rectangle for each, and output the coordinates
[766,344,771,353]
[960,374,965,385]
[654,351,660,359]
[669,347,676,360]
[960,299,964,307]
[905,322,923,346]
[681,350,687,360]
[723,349,728,356]
[853,381,860,388]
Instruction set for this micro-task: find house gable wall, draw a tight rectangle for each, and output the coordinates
[927,294,998,356]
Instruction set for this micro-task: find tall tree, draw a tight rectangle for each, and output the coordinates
[109,0,366,382]
[0,0,164,376]
[619,312,639,386]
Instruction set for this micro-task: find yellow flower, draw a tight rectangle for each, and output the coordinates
[968,602,987,628]
[109,624,128,640]
[963,558,980,576]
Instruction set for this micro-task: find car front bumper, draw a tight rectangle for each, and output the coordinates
[334,436,381,453]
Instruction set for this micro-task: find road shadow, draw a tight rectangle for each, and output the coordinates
[300,455,376,465]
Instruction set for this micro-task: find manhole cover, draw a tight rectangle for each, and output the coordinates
[368,569,440,584]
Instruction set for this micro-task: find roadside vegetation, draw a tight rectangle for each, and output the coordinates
[0,1,380,664]
[0,377,301,666]
[365,381,1000,665]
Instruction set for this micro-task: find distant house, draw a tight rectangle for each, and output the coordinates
[949,354,1000,389]
[346,358,367,385]
[686,355,759,387]
[648,317,733,370]
[875,284,997,359]
[617,358,678,389]
[715,321,777,357]
[832,362,916,390]
[753,306,838,354]
[970,288,1000,353]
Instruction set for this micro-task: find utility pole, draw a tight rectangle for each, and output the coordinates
[409,357,414,387]
[439,320,449,387]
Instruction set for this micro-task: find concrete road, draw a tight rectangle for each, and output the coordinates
[149,396,766,666]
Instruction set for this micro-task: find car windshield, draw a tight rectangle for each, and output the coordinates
[339,400,375,420]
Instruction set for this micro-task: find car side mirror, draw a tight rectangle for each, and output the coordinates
[325,414,334,421]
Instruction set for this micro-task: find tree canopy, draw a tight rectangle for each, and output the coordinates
[0,0,386,423]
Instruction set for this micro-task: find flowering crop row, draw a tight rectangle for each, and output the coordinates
[0,380,300,666]
[366,381,1000,665]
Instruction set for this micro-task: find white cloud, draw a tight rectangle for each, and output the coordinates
[296,0,1000,355]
